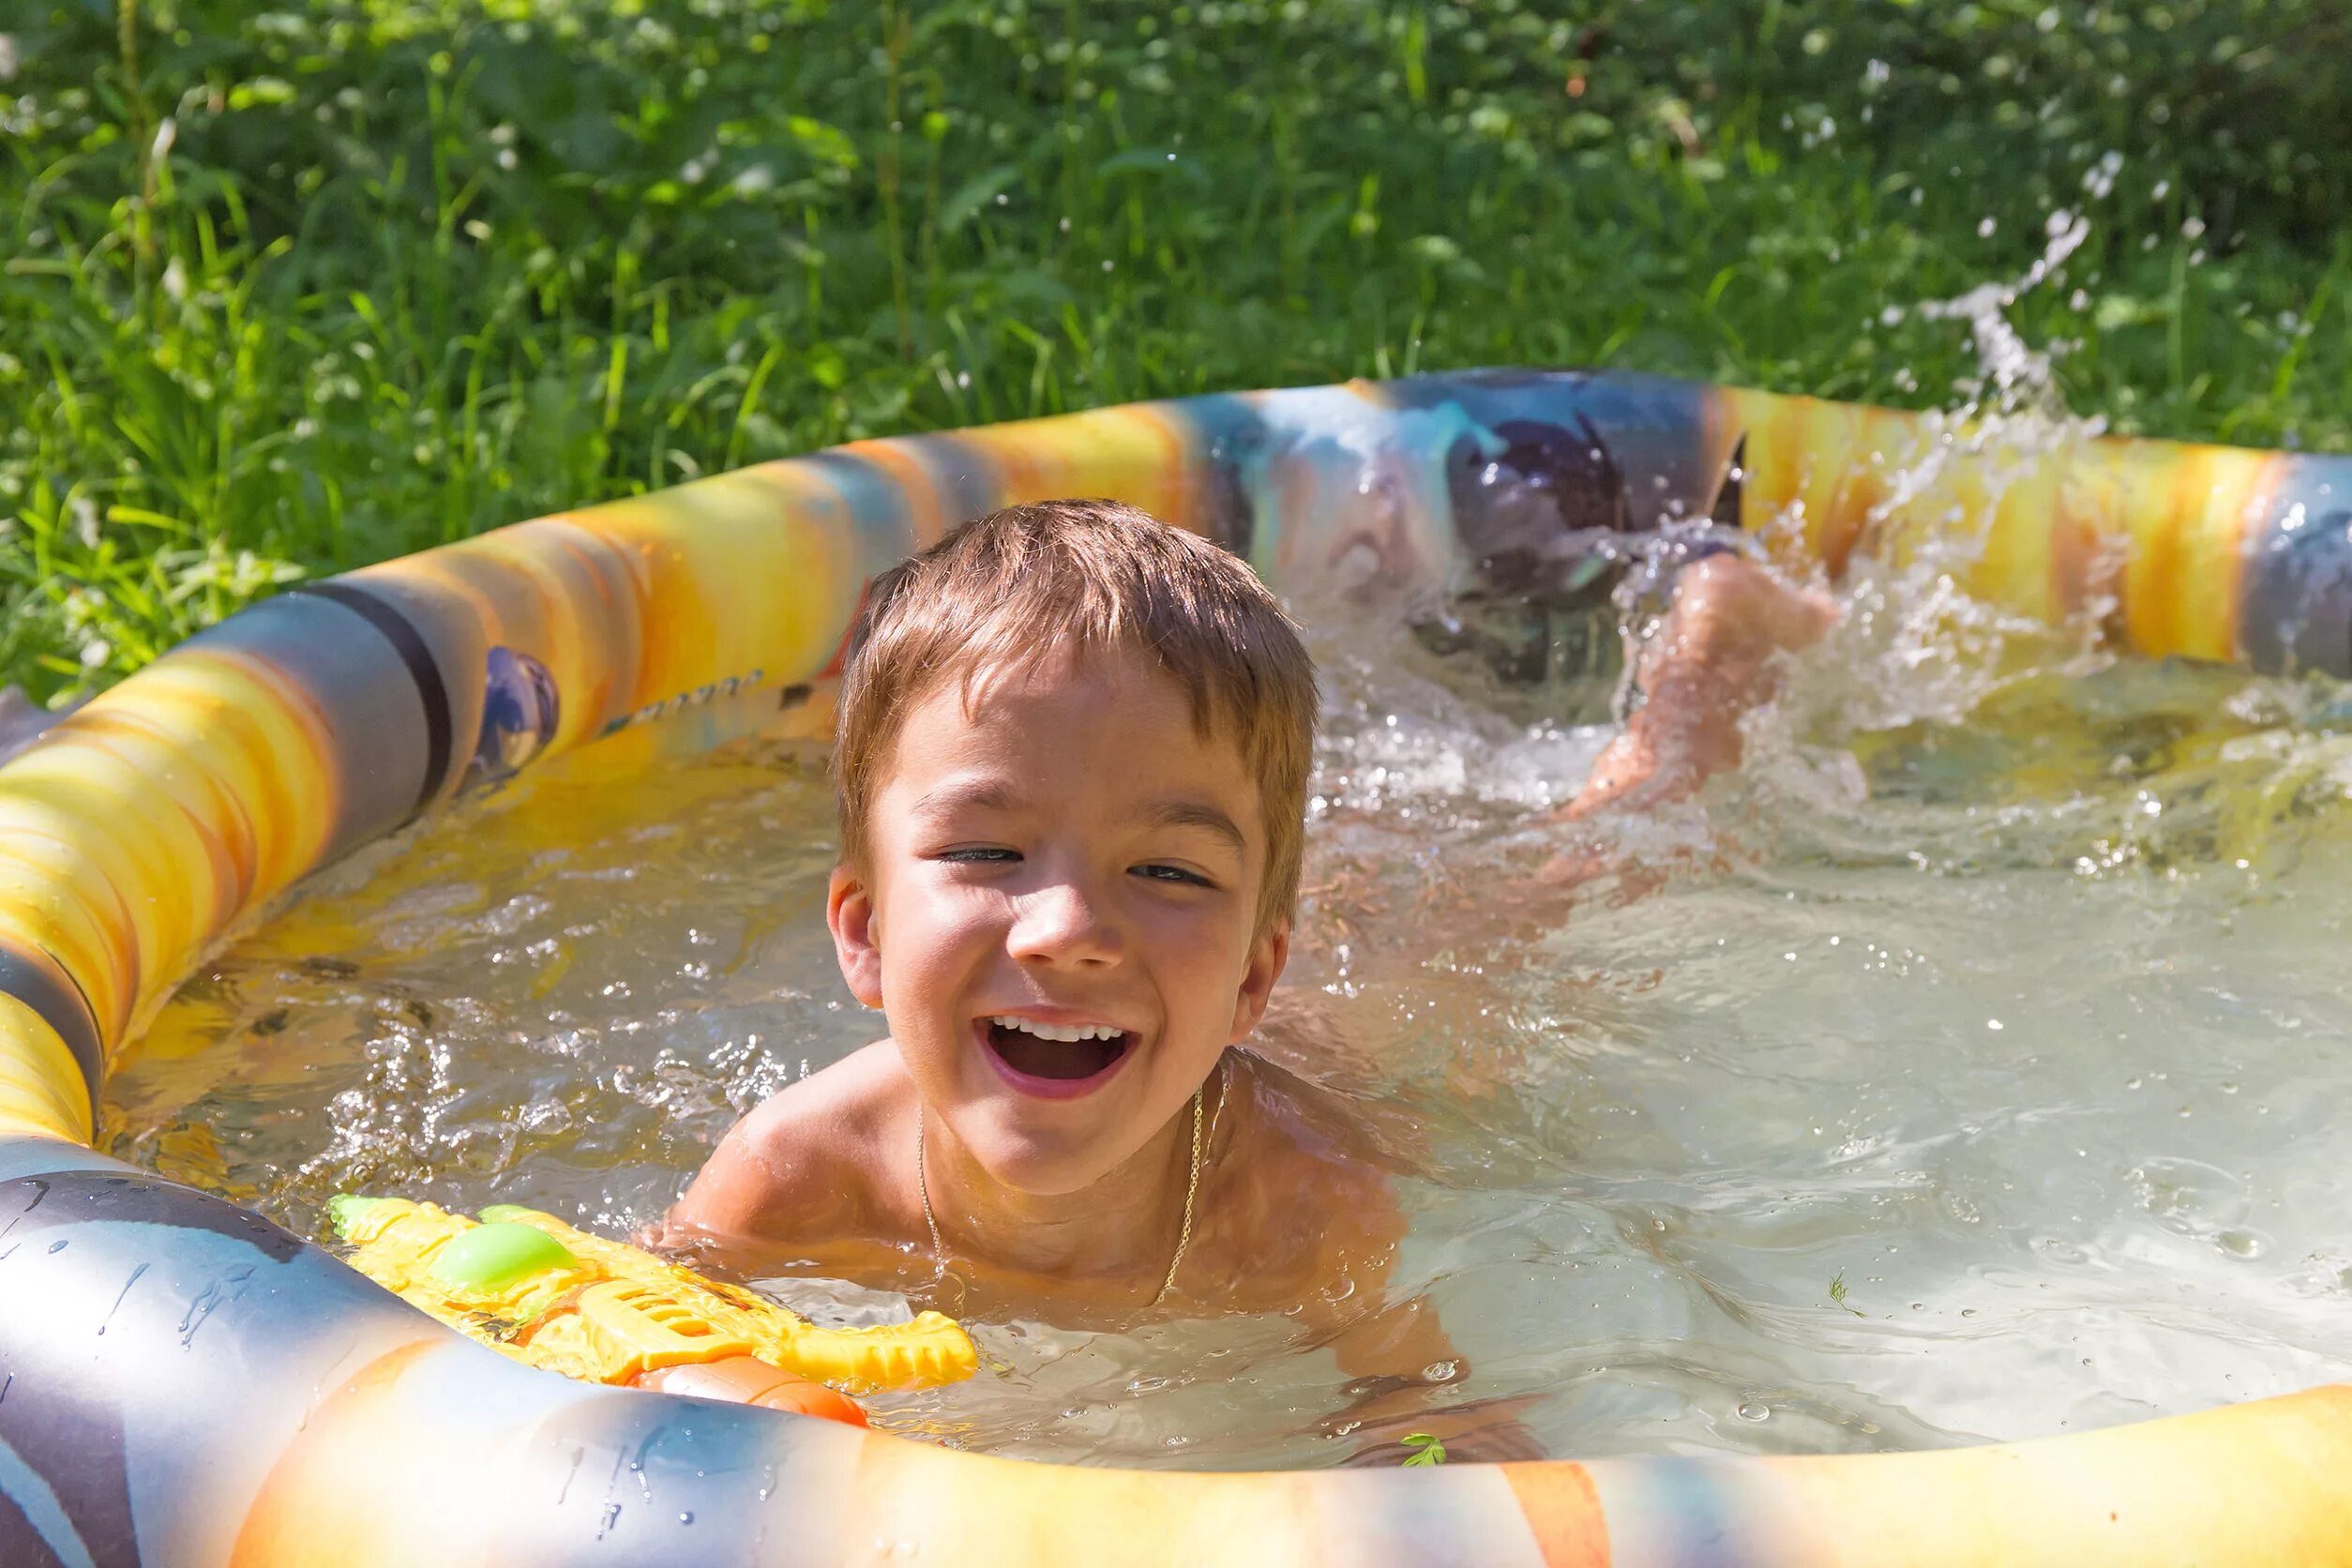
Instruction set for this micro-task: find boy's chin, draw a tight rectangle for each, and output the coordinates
[947,1063,1222,1197]
[965,1136,1127,1199]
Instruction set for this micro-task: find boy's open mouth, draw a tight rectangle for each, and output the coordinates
[979,1014,1135,1096]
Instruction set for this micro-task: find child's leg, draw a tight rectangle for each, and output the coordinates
[1560,553,1836,822]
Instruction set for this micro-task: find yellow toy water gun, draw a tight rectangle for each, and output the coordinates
[329,1196,976,1426]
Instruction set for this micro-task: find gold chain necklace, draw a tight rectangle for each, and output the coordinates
[916,1063,1219,1309]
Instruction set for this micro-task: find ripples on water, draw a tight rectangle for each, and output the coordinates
[104,555,2352,1469]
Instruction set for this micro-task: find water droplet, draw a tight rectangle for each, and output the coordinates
[678,1512,694,1526]
[2216,1229,2269,1259]
[1736,1400,1770,1423]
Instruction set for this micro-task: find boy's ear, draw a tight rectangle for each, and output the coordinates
[1227,918,1290,1044]
[826,865,886,1010]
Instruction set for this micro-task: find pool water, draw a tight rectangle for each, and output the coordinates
[105,570,2352,1470]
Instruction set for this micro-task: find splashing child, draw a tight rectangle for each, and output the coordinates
[660,498,1830,1458]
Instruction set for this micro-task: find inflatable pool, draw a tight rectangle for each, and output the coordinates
[4,369,2350,1566]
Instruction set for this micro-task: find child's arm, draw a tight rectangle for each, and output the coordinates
[1274,1149,1546,1465]
[658,1113,800,1248]
[650,1044,903,1261]
[1323,1293,1547,1465]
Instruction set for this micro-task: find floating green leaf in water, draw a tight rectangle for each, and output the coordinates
[1829,1270,1863,1318]
[1400,1432,1447,1467]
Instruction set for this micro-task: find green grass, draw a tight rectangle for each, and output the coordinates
[5,0,2349,706]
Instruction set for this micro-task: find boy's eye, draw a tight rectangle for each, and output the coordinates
[937,847,1020,864]
[1132,863,1214,888]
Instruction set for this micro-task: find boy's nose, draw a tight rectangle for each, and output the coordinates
[1006,882,1126,968]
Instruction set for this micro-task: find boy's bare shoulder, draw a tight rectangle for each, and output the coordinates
[1196,1048,1414,1312]
[1238,1048,1413,1198]
[663,1041,916,1250]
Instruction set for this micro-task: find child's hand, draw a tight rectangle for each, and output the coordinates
[1333,1393,1550,1467]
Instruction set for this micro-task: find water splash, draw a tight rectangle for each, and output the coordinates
[99,186,2352,1466]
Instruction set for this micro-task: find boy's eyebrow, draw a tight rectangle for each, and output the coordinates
[912,777,1027,817]
[1148,798,1248,854]
[912,779,1246,853]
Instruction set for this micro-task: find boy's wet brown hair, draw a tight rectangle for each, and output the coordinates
[834,498,1317,934]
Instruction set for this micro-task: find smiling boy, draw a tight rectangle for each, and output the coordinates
[660,498,1828,1455]
[663,503,1353,1310]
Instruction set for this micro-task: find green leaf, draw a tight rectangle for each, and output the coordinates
[940,164,1020,234]
[1093,146,1183,179]
[1399,1432,1447,1467]
[785,116,860,170]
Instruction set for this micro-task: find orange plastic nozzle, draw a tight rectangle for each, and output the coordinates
[631,1356,869,1427]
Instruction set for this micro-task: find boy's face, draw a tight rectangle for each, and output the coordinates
[828,644,1289,1197]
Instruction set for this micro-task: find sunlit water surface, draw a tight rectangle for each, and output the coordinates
[105,580,2352,1470]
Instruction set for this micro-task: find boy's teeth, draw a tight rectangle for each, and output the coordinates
[988,1015,1123,1044]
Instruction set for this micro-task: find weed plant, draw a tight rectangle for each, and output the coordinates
[4,1,2347,704]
